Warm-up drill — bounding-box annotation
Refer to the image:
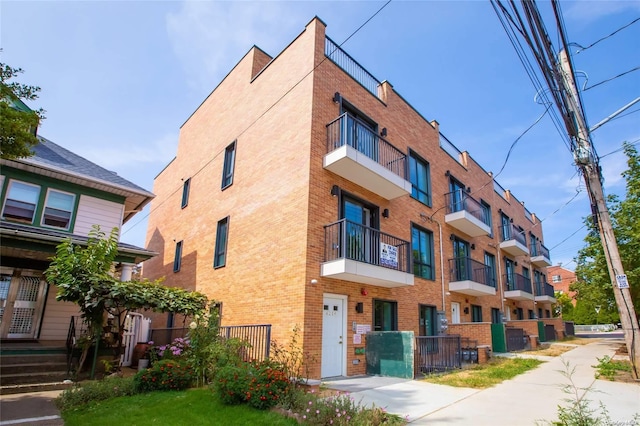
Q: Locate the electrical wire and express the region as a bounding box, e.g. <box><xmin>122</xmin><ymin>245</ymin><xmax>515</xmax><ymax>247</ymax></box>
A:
<box><xmin>599</xmin><ymin>139</ymin><xmax>640</xmax><ymax>159</ymax></box>
<box><xmin>122</xmin><ymin>1</ymin><xmax>392</xmax><ymax>237</ymax></box>
<box><xmin>549</xmin><ymin>224</ymin><xmax>587</xmax><ymax>251</ymax></box>
<box><xmin>584</xmin><ymin>66</ymin><xmax>640</xmax><ymax>91</ymax></box>
<box><xmin>571</xmin><ymin>16</ymin><xmax>640</xmax><ymax>54</ymax></box>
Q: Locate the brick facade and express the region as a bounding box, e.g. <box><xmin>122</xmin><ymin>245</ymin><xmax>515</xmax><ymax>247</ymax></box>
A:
<box><xmin>143</xmin><ymin>17</ymin><xmax>559</xmax><ymax>379</ymax></box>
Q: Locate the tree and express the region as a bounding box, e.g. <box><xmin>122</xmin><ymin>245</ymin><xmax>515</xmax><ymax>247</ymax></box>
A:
<box><xmin>574</xmin><ymin>142</ymin><xmax>640</xmax><ymax>322</ymax></box>
<box><xmin>554</xmin><ymin>291</ymin><xmax>574</xmax><ymax>320</ymax></box>
<box><xmin>1</xmin><ymin>61</ymin><xmax>45</xmax><ymax>159</ymax></box>
<box><xmin>45</xmin><ymin>226</ymin><xmax>209</xmax><ymax>373</ymax></box>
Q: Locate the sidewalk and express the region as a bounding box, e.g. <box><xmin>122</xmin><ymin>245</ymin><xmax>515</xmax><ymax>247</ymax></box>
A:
<box><xmin>0</xmin><ymin>390</ymin><xmax>64</xmax><ymax>426</ymax></box>
<box><xmin>324</xmin><ymin>339</ymin><xmax>640</xmax><ymax>425</ymax></box>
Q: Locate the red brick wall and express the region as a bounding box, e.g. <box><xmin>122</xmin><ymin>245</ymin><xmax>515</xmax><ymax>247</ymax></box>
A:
<box><xmin>447</xmin><ymin>323</ymin><xmax>492</xmax><ymax>347</ymax></box>
<box><xmin>143</xmin><ymin>17</ymin><xmax>551</xmax><ymax>379</ymax></box>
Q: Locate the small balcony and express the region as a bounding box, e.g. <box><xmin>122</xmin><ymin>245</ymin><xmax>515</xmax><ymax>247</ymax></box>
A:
<box><xmin>504</xmin><ymin>273</ymin><xmax>534</xmax><ymax>301</ymax></box>
<box><xmin>535</xmin><ymin>281</ymin><xmax>556</xmax><ymax>303</ymax></box>
<box><xmin>499</xmin><ymin>223</ymin><xmax>529</xmax><ymax>257</ymax></box>
<box><xmin>321</xmin><ymin>219</ymin><xmax>414</xmax><ymax>288</ymax></box>
<box><xmin>444</xmin><ymin>191</ymin><xmax>492</xmax><ymax>237</ymax></box>
<box><xmin>324</xmin><ymin>113</ymin><xmax>412</xmax><ymax>200</ymax></box>
<box><xmin>531</xmin><ymin>242</ymin><xmax>551</xmax><ymax>267</ymax></box>
<box><xmin>448</xmin><ymin>256</ymin><xmax>496</xmax><ymax>296</ymax></box>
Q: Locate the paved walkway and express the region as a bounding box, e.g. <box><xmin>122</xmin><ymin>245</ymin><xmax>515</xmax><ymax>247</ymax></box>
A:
<box><xmin>324</xmin><ymin>339</ymin><xmax>640</xmax><ymax>425</ymax></box>
<box><xmin>0</xmin><ymin>390</ymin><xmax>64</xmax><ymax>426</ymax></box>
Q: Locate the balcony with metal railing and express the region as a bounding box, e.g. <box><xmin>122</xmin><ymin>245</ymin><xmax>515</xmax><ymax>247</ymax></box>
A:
<box><xmin>448</xmin><ymin>256</ymin><xmax>497</xmax><ymax>296</ymax></box>
<box><xmin>504</xmin><ymin>272</ymin><xmax>534</xmax><ymax>301</ymax></box>
<box><xmin>324</xmin><ymin>113</ymin><xmax>411</xmax><ymax>200</ymax></box>
<box><xmin>444</xmin><ymin>190</ymin><xmax>492</xmax><ymax>237</ymax></box>
<box><xmin>535</xmin><ymin>280</ymin><xmax>556</xmax><ymax>303</ymax></box>
<box><xmin>531</xmin><ymin>242</ymin><xmax>552</xmax><ymax>267</ymax></box>
<box><xmin>321</xmin><ymin>219</ymin><xmax>414</xmax><ymax>288</ymax></box>
<box><xmin>499</xmin><ymin>223</ymin><xmax>529</xmax><ymax>257</ymax></box>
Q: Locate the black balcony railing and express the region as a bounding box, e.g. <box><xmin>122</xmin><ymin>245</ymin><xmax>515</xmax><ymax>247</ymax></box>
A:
<box><xmin>505</xmin><ymin>272</ymin><xmax>532</xmax><ymax>293</ymax></box>
<box><xmin>500</xmin><ymin>222</ymin><xmax>527</xmax><ymax>246</ymax></box>
<box><xmin>445</xmin><ymin>190</ymin><xmax>491</xmax><ymax>227</ymax></box>
<box><xmin>533</xmin><ymin>242</ymin><xmax>550</xmax><ymax>259</ymax></box>
<box><xmin>535</xmin><ymin>281</ymin><xmax>555</xmax><ymax>298</ymax></box>
<box><xmin>326</xmin><ymin>113</ymin><xmax>407</xmax><ymax>179</ymax></box>
<box><xmin>325</xmin><ymin>36</ymin><xmax>381</xmax><ymax>98</ymax></box>
<box><xmin>449</xmin><ymin>256</ymin><xmax>496</xmax><ymax>287</ymax></box>
<box><xmin>324</xmin><ymin>219</ymin><xmax>410</xmax><ymax>273</ymax></box>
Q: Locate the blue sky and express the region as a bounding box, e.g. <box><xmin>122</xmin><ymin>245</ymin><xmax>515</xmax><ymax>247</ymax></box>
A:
<box><xmin>2</xmin><ymin>1</ymin><xmax>639</xmax><ymax>269</ymax></box>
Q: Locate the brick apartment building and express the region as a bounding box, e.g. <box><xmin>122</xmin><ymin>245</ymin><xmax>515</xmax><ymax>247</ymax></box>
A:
<box><xmin>143</xmin><ymin>17</ymin><xmax>560</xmax><ymax>379</ymax></box>
<box><xmin>548</xmin><ymin>264</ymin><xmax>577</xmax><ymax>304</ymax></box>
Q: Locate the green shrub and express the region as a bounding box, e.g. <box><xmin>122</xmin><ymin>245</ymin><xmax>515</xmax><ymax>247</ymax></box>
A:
<box><xmin>593</xmin><ymin>355</ymin><xmax>632</xmax><ymax>380</ymax></box>
<box><xmin>133</xmin><ymin>359</ymin><xmax>195</xmax><ymax>392</ymax></box>
<box><xmin>212</xmin><ymin>365</ymin><xmax>250</xmax><ymax>405</ymax></box>
<box><xmin>55</xmin><ymin>375</ymin><xmax>137</xmax><ymax>411</ymax></box>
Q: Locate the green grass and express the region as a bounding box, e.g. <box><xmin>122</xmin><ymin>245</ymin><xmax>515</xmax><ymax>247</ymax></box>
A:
<box><xmin>420</xmin><ymin>357</ymin><xmax>544</xmax><ymax>388</ymax></box>
<box><xmin>61</xmin><ymin>388</ymin><xmax>298</xmax><ymax>426</ymax></box>
<box><xmin>594</xmin><ymin>355</ymin><xmax>633</xmax><ymax>380</ymax></box>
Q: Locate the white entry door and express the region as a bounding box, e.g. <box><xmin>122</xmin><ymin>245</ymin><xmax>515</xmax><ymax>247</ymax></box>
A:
<box><xmin>451</xmin><ymin>302</ymin><xmax>461</xmax><ymax>324</ymax></box>
<box><xmin>321</xmin><ymin>295</ymin><xmax>345</xmax><ymax>378</ymax></box>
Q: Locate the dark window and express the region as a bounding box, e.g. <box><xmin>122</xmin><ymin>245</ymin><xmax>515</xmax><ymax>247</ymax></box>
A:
<box><xmin>491</xmin><ymin>308</ymin><xmax>502</xmax><ymax>324</ymax></box>
<box><xmin>214</xmin><ymin>217</ymin><xmax>229</xmax><ymax>268</ymax></box>
<box><xmin>504</xmin><ymin>258</ymin><xmax>515</xmax><ymax>289</ymax></box>
<box><xmin>2</xmin><ymin>180</ymin><xmax>40</xmax><ymax>224</ymax></box>
<box><xmin>516</xmin><ymin>307</ymin><xmax>524</xmax><ymax>320</ymax></box>
<box><xmin>181</xmin><ymin>178</ymin><xmax>191</xmax><ymax>208</ymax></box>
<box><xmin>529</xmin><ymin>233</ymin><xmax>537</xmax><ymax>256</ymax></box>
<box><xmin>481</xmin><ymin>200</ymin><xmax>493</xmax><ymax>236</ymax></box>
<box><xmin>221</xmin><ymin>141</ymin><xmax>236</xmax><ymax>190</ymax></box>
<box><xmin>173</xmin><ymin>240</ymin><xmax>183</xmax><ymax>272</ymax></box>
<box><xmin>452</xmin><ymin>237</ymin><xmax>470</xmax><ymax>281</ymax></box>
<box><xmin>500</xmin><ymin>213</ymin><xmax>511</xmax><ymax>241</ymax></box>
<box><xmin>412</xmin><ymin>225</ymin><xmax>434</xmax><ymax>280</ymax></box>
<box><xmin>166</xmin><ymin>312</ymin><xmax>175</xmax><ymax>328</ymax></box>
<box><xmin>484</xmin><ymin>252</ymin><xmax>496</xmax><ymax>288</ymax></box>
<box><xmin>42</xmin><ymin>189</ymin><xmax>74</xmax><ymax>229</ymax></box>
<box><xmin>538</xmin><ymin>308</ymin><xmax>543</xmax><ymax>319</ymax></box>
<box><xmin>408</xmin><ymin>151</ymin><xmax>431</xmax><ymax>206</ymax></box>
<box><xmin>341</xmin><ymin>195</ymin><xmax>378</xmax><ymax>263</ymax></box>
<box><xmin>419</xmin><ymin>305</ymin><xmax>437</xmax><ymax>336</ymax></box>
<box><xmin>528</xmin><ymin>310</ymin><xmax>535</xmax><ymax>319</ymax></box>
<box><xmin>471</xmin><ymin>305</ymin><xmax>483</xmax><ymax>322</ymax></box>
<box><xmin>374</xmin><ymin>299</ymin><xmax>397</xmax><ymax>331</ymax></box>
<box><xmin>545</xmin><ymin>309</ymin><xmax>551</xmax><ymax>318</ymax></box>
<box><xmin>448</xmin><ymin>177</ymin><xmax>466</xmax><ymax>213</ymax></box>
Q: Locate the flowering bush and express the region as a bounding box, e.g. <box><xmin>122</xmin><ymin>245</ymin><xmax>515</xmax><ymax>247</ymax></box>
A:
<box><xmin>133</xmin><ymin>359</ymin><xmax>195</xmax><ymax>392</ymax></box>
<box><xmin>151</xmin><ymin>337</ymin><xmax>190</xmax><ymax>362</ymax></box>
<box><xmin>212</xmin><ymin>361</ymin><xmax>291</xmax><ymax>410</ymax></box>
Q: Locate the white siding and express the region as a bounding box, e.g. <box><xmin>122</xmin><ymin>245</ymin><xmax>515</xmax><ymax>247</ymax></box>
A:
<box><xmin>39</xmin><ymin>284</ymin><xmax>82</xmax><ymax>341</ymax></box>
<box><xmin>73</xmin><ymin>195</ymin><xmax>124</xmax><ymax>237</ymax></box>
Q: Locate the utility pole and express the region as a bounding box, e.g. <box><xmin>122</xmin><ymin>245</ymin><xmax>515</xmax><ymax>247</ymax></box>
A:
<box><xmin>559</xmin><ymin>49</ymin><xmax>640</xmax><ymax>378</ymax></box>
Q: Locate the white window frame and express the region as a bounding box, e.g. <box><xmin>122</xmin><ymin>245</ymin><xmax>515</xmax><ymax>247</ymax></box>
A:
<box><xmin>2</xmin><ymin>180</ymin><xmax>41</xmax><ymax>224</ymax></box>
<box><xmin>41</xmin><ymin>188</ymin><xmax>75</xmax><ymax>230</ymax></box>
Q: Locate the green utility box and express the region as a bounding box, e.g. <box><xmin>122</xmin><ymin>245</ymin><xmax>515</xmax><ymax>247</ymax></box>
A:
<box><xmin>365</xmin><ymin>331</ymin><xmax>414</xmax><ymax>379</ymax></box>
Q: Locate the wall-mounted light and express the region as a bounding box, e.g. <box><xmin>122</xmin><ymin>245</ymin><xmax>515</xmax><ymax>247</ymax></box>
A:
<box><xmin>445</xmin><ymin>170</ymin><xmax>451</xmax><ymax>177</ymax></box>
<box><xmin>470</xmin><ymin>244</ymin><xmax>476</xmax><ymax>250</ymax></box>
<box><xmin>449</xmin><ymin>234</ymin><xmax>455</xmax><ymax>241</ymax></box>
<box><xmin>331</xmin><ymin>185</ymin><xmax>340</xmax><ymax>197</ymax></box>
<box><xmin>380</xmin><ymin>127</ymin><xmax>387</xmax><ymax>137</ymax></box>
<box><xmin>310</xmin><ymin>279</ymin><xmax>318</xmax><ymax>285</ymax></box>
<box><xmin>466</xmin><ymin>187</ymin><xmax>471</xmax><ymax>193</ymax></box>
<box><xmin>355</xmin><ymin>302</ymin><xmax>364</xmax><ymax>314</ymax></box>
<box><xmin>513</xmin><ymin>309</ymin><xmax>518</xmax><ymax>314</ymax></box>
<box><xmin>464</xmin><ymin>307</ymin><xmax>470</xmax><ymax>314</ymax></box>
<box><xmin>333</xmin><ymin>92</ymin><xmax>341</xmax><ymax>103</ymax></box>
<box><xmin>382</xmin><ymin>208</ymin><xmax>389</xmax><ymax>218</ymax></box>
<box><xmin>514</xmin><ymin>261</ymin><xmax>518</xmax><ymax>266</ymax></box>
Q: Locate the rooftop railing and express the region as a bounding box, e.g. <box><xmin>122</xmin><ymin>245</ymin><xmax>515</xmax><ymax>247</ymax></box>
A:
<box><xmin>326</xmin><ymin>112</ymin><xmax>407</xmax><ymax>178</ymax></box>
<box><xmin>325</xmin><ymin>36</ymin><xmax>381</xmax><ymax>99</ymax></box>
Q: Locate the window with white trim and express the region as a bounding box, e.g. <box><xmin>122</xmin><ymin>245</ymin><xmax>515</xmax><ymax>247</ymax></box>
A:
<box><xmin>42</xmin><ymin>189</ymin><xmax>75</xmax><ymax>229</ymax></box>
<box><xmin>2</xmin><ymin>180</ymin><xmax>41</xmax><ymax>224</ymax></box>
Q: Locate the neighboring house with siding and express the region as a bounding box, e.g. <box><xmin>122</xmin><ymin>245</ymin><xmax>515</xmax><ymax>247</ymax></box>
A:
<box><xmin>143</xmin><ymin>17</ymin><xmax>558</xmax><ymax>379</ymax></box>
<box><xmin>0</xmin><ymin>136</ymin><xmax>156</xmax><ymax>343</ymax></box>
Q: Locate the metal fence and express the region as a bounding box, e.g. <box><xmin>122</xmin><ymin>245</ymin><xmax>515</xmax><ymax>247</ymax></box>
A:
<box><xmin>505</xmin><ymin>327</ymin><xmax>526</xmax><ymax>351</ymax></box>
<box><xmin>324</xmin><ymin>36</ymin><xmax>381</xmax><ymax>98</ymax></box>
<box><xmin>150</xmin><ymin>324</ymin><xmax>272</xmax><ymax>363</ymax></box>
<box><xmin>415</xmin><ymin>335</ymin><xmax>478</xmax><ymax>375</ymax></box>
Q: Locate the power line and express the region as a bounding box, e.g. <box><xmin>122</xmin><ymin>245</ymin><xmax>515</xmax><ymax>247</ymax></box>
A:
<box><xmin>549</xmin><ymin>224</ymin><xmax>587</xmax><ymax>251</ymax></box>
<box><xmin>571</xmin><ymin>16</ymin><xmax>640</xmax><ymax>54</ymax></box>
<box><xmin>599</xmin><ymin>138</ymin><xmax>640</xmax><ymax>159</ymax></box>
<box><xmin>122</xmin><ymin>2</ymin><xmax>392</xmax><ymax>237</ymax></box>
<box><xmin>584</xmin><ymin>66</ymin><xmax>640</xmax><ymax>91</ymax></box>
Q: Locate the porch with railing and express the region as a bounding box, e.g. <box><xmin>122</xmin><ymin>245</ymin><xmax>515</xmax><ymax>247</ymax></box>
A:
<box><xmin>448</xmin><ymin>256</ymin><xmax>496</xmax><ymax>296</ymax></box>
<box><xmin>500</xmin><ymin>223</ymin><xmax>529</xmax><ymax>256</ymax></box>
<box><xmin>535</xmin><ymin>280</ymin><xmax>556</xmax><ymax>303</ymax></box>
<box><xmin>531</xmin><ymin>241</ymin><xmax>552</xmax><ymax>267</ymax></box>
<box><xmin>504</xmin><ymin>272</ymin><xmax>534</xmax><ymax>301</ymax></box>
<box><xmin>321</xmin><ymin>219</ymin><xmax>413</xmax><ymax>287</ymax></box>
<box><xmin>444</xmin><ymin>190</ymin><xmax>492</xmax><ymax>237</ymax></box>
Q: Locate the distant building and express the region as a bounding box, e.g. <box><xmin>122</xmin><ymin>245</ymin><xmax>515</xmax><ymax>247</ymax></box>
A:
<box><xmin>548</xmin><ymin>264</ymin><xmax>577</xmax><ymax>305</ymax></box>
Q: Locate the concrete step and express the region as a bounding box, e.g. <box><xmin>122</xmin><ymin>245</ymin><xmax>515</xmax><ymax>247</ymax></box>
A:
<box><xmin>1</xmin><ymin>361</ymin><xmax>68</xmax><ymax>376</ymax></box>
<box><xmin>0</xmin><ymin>380</ymin><xmax>75</xmax><ymax>395</ymax></box>
<box><xmin>1</xmin><ymin>371</ymin><xmax>72</xmax><ymax>386</ymax></box>
<box><xmin>1</xmin><ymin>353</ymin><xmax>67</xmax><ymax>365</ymax></box>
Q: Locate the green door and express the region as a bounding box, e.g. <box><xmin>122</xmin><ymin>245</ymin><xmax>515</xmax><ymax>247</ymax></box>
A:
<box><xmin>491</xmin><ymin>323</ymin><xmax>507</xmax><ymax>353</ymax></box>
<box><xmin>538</xmin><ymin>321</ymin><xmax>547</xmax><ymax>342</ymax></box>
